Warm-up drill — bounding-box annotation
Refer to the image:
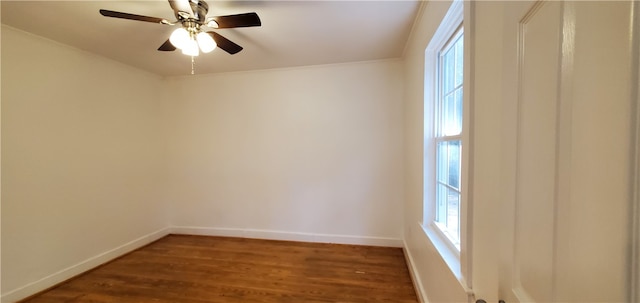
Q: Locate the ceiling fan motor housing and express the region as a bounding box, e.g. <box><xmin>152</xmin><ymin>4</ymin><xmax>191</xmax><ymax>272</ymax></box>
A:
<box><xmin>178</xmin><ymin>0</ymin><xmax>209</xmax><ymax>24</ymax></box>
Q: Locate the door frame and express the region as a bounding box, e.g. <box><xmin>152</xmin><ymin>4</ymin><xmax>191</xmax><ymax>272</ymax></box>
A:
<box><xmin>630</xmin><ymin>2</ymin><xmax>640</xmax><ymax>302</ymax></box>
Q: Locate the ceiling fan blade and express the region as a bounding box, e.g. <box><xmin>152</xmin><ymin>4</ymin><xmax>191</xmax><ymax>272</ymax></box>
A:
<box><xmin>208</xmin><ymin>32</ymin><xmax>243</xmax><ymax>54</ymax></box>
<box><xmin>99</xmin><ymin>9</ymin><xmax>168</xmax><ymax>24</ymax></box>
<box><xmin>158</xmin><ymin>39</ymin><xmax>177</xmax><ymax>51</ymax></box>
<box><xmin>211</xmin><ymin>12</ymin><xmax>261</xmax><ymax>29</ymax></box>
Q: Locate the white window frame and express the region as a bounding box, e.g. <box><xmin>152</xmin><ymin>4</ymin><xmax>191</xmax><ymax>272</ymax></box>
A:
<box><xmin>434</xmin><ymin>26</ymin><xmax>464</xmax><ymax>248</ymax></box>
<box><xmin>422</xmin><ymin>0</ymin><xmax>470</xmax><ymax>289</ymax></box>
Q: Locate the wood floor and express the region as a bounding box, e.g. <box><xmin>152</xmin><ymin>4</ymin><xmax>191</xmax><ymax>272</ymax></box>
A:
<box><xmin>21</xmin><ymin>235</ymin><xmax>419</xmax><ymax>303</ymax></box>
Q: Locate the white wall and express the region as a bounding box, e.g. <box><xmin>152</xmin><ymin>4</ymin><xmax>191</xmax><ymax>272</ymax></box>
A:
<box><xmin>1</xmin><ymin>25</ymin><xmax>406</xmax><ymax>301</ymax></box>
<box><xmin>163</xmin><ymin>60</ymin><xmax>405</xmax><ymax>245</ymax></box>
<box><xmin>1</xmin><ymin>26</ymin><xmax>169</xmax><ymax>302</ymax></box>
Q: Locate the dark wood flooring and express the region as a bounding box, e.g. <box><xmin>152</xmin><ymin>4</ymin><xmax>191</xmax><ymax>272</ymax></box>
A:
<box><xmin>20</xmin><ymin>235</ymin><xmax>419</xmax><ymax>303</ymax></box>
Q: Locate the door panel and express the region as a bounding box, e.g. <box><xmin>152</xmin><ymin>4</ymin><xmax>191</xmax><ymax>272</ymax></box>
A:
<box><xmin>554</xmin><ymin>2</ymin><xmax>634</xmax><ymax>301</ymax></box>
<box><xmin>499</xmin><ymin>1</ymin><xmax>635</xmax><ymax>302</ymax></box>
<box><xmin>513</xmin><ymin>2</ymin><xmax>562</xmax><ymax>302</ymax></box>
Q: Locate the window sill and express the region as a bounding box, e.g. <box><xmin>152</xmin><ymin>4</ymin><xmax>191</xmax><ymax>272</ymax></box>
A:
<box><xmin>420</xmin><ymin>222</ymin><xmax>469</xmax><ymax>292</ymax></box>
<box><xmin>433</xmin><ymin>222</ymin><xmax>461</xmax><ymax>250</ymax></box>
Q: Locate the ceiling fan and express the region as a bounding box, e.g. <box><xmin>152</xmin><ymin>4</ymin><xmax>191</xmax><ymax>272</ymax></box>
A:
<box><xmin>99</xmin><ymin>0</ymin><xmax>261</xmax><ymax>56</ymax></box>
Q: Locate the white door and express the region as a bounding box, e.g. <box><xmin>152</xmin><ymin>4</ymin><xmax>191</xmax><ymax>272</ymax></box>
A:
<box><xmin>498</xmin><ymin>1</ymin><xmax>637</xmax><ymax>302</ymax></box>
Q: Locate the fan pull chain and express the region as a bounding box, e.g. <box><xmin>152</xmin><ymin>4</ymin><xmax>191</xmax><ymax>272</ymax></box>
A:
<box><xmin>191</xmin><ymin>56</ymin><xmax>195</xmax><ymax>75</ymax></box>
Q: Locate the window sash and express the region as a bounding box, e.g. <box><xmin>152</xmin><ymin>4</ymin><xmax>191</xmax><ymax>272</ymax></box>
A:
<box><xmin>435</xmin><ymin>137</ymin><xmax>462</xmax><ymax>245</ymax></box>
<box><xmin>434</xmin><ymin>27</ymin><xmax>463</xmax><ymax>248</ymax></box>
<box><xmin>436</xmin><ymin>26</ymin><xmax>464</xmax><ymax>139</ymax></box>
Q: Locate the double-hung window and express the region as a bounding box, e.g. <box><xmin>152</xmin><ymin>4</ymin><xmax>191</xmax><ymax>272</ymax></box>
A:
<box><xmin>423</xmin><ymin>0</ymin><xmax>465</xmax><ymax>260</ymax></box>
<box><xmin>435</xmin><ymin>28</ymin><xmax>463</xmax><ymax>248</ymax></box>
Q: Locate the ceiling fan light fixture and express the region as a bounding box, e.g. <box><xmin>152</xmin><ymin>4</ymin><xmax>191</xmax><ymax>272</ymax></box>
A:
<box><xmin>182</xmin><ymin>39</ymin><xmax>200</xmax><ymax>56</ymax></box>
<box><xmin>170</xmin><ymin>28</ymin><xmax>190</xmax><ymax>49</ymax></box>
<box><xmin>196</xmin><ymin>32</ymin><xmax>217</xmax><ymax>53</ymax></box>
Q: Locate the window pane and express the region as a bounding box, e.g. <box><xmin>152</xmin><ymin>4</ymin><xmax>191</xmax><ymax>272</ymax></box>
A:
<box><xmin>455</xmin><ymin>88</ymin><xmax>462</xmax><ymax>134</ymax></box>
<box><xmin>447</xmin><ymin>140</ymin><xmax>461</xmax><ymax>189</ymax></box>
<box><xmin>454</xmin><ymin>35</ymin><xmax>464</xmax><ymax>87</ymax></box>
<box><xmin>437</xmin><ymin>141</ymin><xmax>449</xmax><ymax>184</ymax></box>
<box><xmin>446</xmin><ymin>187</ymin><xmax>460</xmax><ymax>241</ymax></box>
<box><xmin>437</xmin><ymin>140</ymin><xmax>461</xmax><ymax>189</ymax></box>
<box><xmin>442</xmin><ymin>91</ymin><xmax>462</xmax><ymax>136</ymax></box>
<box><xmin>442</xmin><ymin>48</ymin><xmax>454</xmax><ymax>93</ymax></box>
<box><xmin>441</xmin><ymin>93</ymin><xmax>450</xmax><ymax>135</ymax></box>
<box><xmin>436</xmin><ymin>183</ymin><xmax>448</xmax><ymax>224</ymax></box>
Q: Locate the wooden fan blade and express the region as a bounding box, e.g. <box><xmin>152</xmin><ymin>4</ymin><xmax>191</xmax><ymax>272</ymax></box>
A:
<box><xmin>158</xmin><ymin>39</ymin><xmax>176</xmax><ymax>51</ymax></box>
<box><xmin>99</xmin><ymin>9</ymin><xmax>168</xmax><ymax>24</ymax></box>
<box><xmin>208</xmin><ymin>32</ymin><xmax>243</xmax><ymax>54</ymax></box>
<box><xmin>211</xmin><ymin>12</ymin><xmax>261</xmax><ymax>29</ymax></box>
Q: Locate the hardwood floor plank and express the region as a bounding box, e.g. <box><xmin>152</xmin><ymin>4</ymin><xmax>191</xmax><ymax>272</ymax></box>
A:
<box><xmin>20</xmin><ymin>235</ymin><xmax>418</xmax><ymax>303</ymax></box>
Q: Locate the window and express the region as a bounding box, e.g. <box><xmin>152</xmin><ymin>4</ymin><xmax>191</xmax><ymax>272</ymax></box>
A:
<box><xmin>422</xmin><ymin>0</ymin><xmax>465</xmax><ymax>259</ymax></box>
<box><xmin>421</xmin><ymin>0</ymin><xmax>467</xmax><ymax>286</ymax></box>
<box><xmin>435</xmin><ymin>28</ymin><xmax>463</xmax><ymax>248</ymax></box>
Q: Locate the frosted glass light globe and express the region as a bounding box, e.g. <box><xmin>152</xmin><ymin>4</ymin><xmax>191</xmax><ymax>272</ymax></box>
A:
<box><xmin>181</xmin><ymin>38</ymin><xmax>199</xmax><ymax>56</ymax></box>
<box><xmin>196</xmin><ymin>32</ymin><xmax>217</xmax><ymax>53</ymax></box>
<box><xmin>169</xmin><ymin>28</ymin><xmax>190</xmax><ymax>49</ymax></box>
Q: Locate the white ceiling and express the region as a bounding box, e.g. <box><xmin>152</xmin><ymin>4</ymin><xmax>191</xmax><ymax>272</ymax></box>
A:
<box><xmin>1</xmin><ymin>0</ymin><xmax>421</xmax><ymax>76</ymax></box>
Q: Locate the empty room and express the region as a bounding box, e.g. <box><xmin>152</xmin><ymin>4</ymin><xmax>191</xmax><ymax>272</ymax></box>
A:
<box><xmin>1</xmin><ymin>1</ymin><xmax>639</xmax><ymax>302</ymax></box>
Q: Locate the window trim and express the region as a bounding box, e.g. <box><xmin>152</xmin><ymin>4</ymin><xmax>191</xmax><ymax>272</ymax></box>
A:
<box><xmin>422</xmin><ymin>0</ymin><xmax>470</xmax><ymax>289</ymax></box>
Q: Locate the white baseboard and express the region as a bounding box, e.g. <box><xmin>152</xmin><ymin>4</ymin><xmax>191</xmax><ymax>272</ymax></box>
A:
<box><xmin>170</xmin><ymin>226</ymin><xmax>403</xmax><ymax>247</ymax></box>
<box><xmin>1</xmin><ymin>227</ymin><xmax>171</xmax><ymax>303</ymax></box>
<box><xmin>403</xmin><ymin>239</ymin><xmax>430</xmax><ymax>303</ymax></box>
